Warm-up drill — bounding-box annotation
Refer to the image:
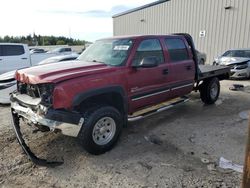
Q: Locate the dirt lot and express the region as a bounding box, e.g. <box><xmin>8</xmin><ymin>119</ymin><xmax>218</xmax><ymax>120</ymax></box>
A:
<box><xmin>0</xmin><ymin>80</ymin><xmax>249</xmax><ymax>188</ymax></box>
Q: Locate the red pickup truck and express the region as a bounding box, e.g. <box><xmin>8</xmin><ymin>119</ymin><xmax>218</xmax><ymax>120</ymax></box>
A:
<box><xmin>11</xmin><ymin>34</ymin><xmax>230</xmax><ymax>166</ymax></box>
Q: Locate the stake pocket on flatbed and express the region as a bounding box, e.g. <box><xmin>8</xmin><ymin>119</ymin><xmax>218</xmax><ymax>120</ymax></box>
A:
<box><xmin>10</xmin><ymin>34</ymin><xmax>230</xmax><ymax>166</ymax></box>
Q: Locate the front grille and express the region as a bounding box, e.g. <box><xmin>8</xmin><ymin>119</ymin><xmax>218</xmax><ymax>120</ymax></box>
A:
<box><xmin>17</xmin><ymin>81</ymin><xmax>40</xmax><ymax>98</ymax></box>
<box><xmin>17</xmin><ymin>82</ymin><xmax>54</xmax><ymax>106</ymax></box>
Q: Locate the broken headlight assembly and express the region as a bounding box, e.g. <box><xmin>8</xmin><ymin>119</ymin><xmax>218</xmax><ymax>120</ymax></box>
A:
<box><xmin>234</xmin><ymin>62</ymin><xmax>249</xmax><ymax>70</ymax></box>
<box><xmin>38</xmin><ymin>84</ymin><xmax>54</xmax><ymax>106</ymax></box>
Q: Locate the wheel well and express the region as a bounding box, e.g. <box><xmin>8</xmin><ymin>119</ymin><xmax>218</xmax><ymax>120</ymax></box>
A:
<box><xmin>76</xmin><ymin>92</ymin><xmax>125</xmax><ymax>114</ymax></box>
<box><xmin>217</xmin><ymin>73</ymin><xmax>230</xmax><ymax>80</ymax></box>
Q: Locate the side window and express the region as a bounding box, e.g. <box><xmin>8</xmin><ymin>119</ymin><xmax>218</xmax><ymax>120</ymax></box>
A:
<box><xmin>165</xmin><ymin>38</ymin><xmax>190</xmax><ymax>62</ymax></box>
<box><xmin>0</xmin><ymin>46</ymin><xmax>2</xmax><ymax>56</ymax></box>
<box><xmin>132</xmin><ymin>39</ymin><xmax>164</xmax><ymax>66</ymax></box>
<box><xmin>59</xmin><ymin>48</ymin><xmax>64</xmax><ymax>52</ymax></box>
<box><xmin>65</xmin><ymin>48</ymin><xmax>72</xmax><ymax>52</ymax></box>
<box><xmin>2</xmin><ymin>45</ymin><xmax>25</xmax><ymax>56</ymax></box>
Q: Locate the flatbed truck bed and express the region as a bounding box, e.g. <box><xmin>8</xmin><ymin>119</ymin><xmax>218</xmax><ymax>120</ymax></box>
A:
<box><xmin>197</xmin><ymin>65</ymin><xmax>230</xmax><ymax>81</ymax></box>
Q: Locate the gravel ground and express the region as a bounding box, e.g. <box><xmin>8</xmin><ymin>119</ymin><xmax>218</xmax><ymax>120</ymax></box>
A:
<box><xmin>0</xmin><ymin>79</ymin><xmax>249</xmax><ymax>188</ymax></box>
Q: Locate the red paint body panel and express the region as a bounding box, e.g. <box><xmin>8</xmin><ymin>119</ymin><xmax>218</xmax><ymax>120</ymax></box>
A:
<box><xmin>15</xmin><ymin>35</ymin><xmax>196</xmax><ymax>114</ymax></box>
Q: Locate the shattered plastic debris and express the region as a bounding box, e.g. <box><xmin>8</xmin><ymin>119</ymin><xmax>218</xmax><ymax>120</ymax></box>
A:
<box><xmin>219</xmin><ymin>157</ymin><xmax>243</xmax><ymax>173</ymax></box>
<box><xmin>229</xmin><ymin>84</ymin><xmax>244</xmax><ymax>91</ymax></box>
<box><xmin>215</xmin><ymin>99</ymin><xmax>223</xmax><ymax>106</ymax></box>
<box><xmin>207</xmin><ymin>163</ymin><xmax>217</xmax><ymax>171</ymax></box>
<box><xmin>144</xmin><ymin>135</ymin><xmax>163</xmax><ymax>145</ymax></box>
<box><xmin>239</xmin><ymin>110</ymin><xmax>250</xmax><ymax>120</ymax></box>
<box><xmin>188</xmin><ymin>134</ymin><xmax>196</xmax><ymax>143</ymax></box>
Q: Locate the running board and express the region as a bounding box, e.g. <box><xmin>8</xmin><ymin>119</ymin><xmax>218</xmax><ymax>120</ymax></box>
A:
<box><xmin>128</xmin><ymin>96</ymin><xmax>189</xmax><ymax>122</ymax></box>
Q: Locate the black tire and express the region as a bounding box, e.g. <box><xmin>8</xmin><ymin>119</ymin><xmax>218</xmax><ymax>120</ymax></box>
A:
<box><xmin>78</xmin><ymin>106</ymin><xmax>122</xmax><ymax>155</ymax></box>
<box><xmin>199</xmin><ymin>77</ymin><xmax>220</xmax><ymax>104</ymax></box>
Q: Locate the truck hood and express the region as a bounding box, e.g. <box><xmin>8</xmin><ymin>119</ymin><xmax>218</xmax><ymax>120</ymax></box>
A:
<box><xmin>15</xmin><ymin>61</ymin><xmax>112</xmax><ymax>84</ymax></box>
<box><xmin>218</xmin><ymin>57</ymin><xmax>250</xmax><ymax>66</ymax></box>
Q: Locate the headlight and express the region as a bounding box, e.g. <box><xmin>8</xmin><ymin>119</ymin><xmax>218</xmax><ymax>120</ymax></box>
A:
<box><xmin>38</xmin><ymin>84</ymin><xmax>54</xmax><ymax>106</ymax></box>
<box><xmin>234</xmin><ymin>63</ymin><xmax>248</xmax><ymax>70</ymax></box>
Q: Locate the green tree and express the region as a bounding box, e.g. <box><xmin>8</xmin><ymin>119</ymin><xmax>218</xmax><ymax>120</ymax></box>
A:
<box><xmin>0</xmin><ymin>34</ymin><xmax>88</xmax><ymax>46</ymax></box>
<box><xmin>56</xmin><ymin>40</ymin><xmax>65</xmax><ymax>45</ymax></box>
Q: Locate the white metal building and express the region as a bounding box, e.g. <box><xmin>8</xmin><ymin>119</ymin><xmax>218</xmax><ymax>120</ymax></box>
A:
<box><xmin>113</xmin><ymin>0</ymin><xmax>250</xmax><ymax>63</ymax></box>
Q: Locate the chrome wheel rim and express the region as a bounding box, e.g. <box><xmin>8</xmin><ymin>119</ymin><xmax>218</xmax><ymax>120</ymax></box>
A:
<box><xmin>92</xmin><ymin>117</ymin><xmax>116</xmax><ymax>145</ymax></box>
<box><xmin>210</xmin><ymin>82</ymin><xmax>218</xmax><ymax>99</ymax></box>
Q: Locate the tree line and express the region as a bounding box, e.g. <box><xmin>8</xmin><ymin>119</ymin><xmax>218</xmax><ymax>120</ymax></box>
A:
<box><xmin>0</xmin><ymin>34</ymin><xmax>87</xmax><ymax>46</ymax></box>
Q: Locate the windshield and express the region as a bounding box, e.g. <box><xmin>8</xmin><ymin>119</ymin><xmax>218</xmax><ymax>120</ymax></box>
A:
<box><xmin>78</xmin><ymin>39</ymin><xmax>133</xmax><ymax>66</ymax></box>
<box><xmin>51</xmin><ymin>48</ymin><xmax>61</xmax><ymax>53</ymax></box>
<box><xmin>222</xmin><ymin>50</ymin><xmax>250</xmax><ymax>58</ymax></box>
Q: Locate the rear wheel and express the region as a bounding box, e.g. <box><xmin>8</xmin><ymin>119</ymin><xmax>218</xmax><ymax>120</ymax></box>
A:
<box><xmin>78</xmin><ymin>106</ymin><xmax>122</xmax><ymax>155</ymax></box>
<box><xmin>199</xmin><ymin>77</ymin><xmax>220</xmax><ymax>104</ymax></box>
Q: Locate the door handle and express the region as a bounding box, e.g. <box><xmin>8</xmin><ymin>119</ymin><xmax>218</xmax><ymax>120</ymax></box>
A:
<box><xmin>162</xmin><ymin>69</ymin><xmax>169</xmax><ymax>75</ymax></box>
<box><xmin>21</xmin><ymin>57</ymin><xmax>28</xmax><ymax>60</ymax></box>
<box><xmin>185</xmin><ymin>65</ymin><xmax>192</xmax><ymax>70</ymax></box>
<box><xmin>0</xmin><ymin>59</ymin><xmax>2</xmax><ymax>61</ymax></box>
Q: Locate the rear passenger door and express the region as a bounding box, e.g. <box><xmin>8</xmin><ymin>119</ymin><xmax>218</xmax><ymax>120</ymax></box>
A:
<box><xmin>0</xmin><ymin>45</ymin><xmax>30</xmax><ymax>74</ymax></box>
<box><xmin>164</xmin><ymin>38</ymin><xmax>195</xmax><ymax>96</ymax></box>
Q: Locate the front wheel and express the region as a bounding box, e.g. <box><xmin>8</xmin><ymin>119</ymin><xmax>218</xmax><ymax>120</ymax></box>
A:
<box><xmin>78</xmin><ymin>106</ymin><xmax>122</xmax><ymax>155</ymax></box>
<box><xmin>199</xmin><ymin>77</ymin><xmax>220</xmax><ymax>104</ymax></box>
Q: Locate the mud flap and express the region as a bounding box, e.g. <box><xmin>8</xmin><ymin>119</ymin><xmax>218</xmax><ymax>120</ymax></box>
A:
<box><xmin>11</xmin><ymin>109</ymin><xmax>64</xmax><ymax>167</ymax></box>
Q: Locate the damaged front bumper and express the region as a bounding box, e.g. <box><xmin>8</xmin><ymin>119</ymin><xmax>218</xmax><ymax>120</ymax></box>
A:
<box><xmin>10</xmin><ymin>92</ymin><xmax>84</xmax><ymax>166</ymax></box>
<box><xmin>11</xmin><ymin>110</ymin><xmax>64</xmax><ymax>167</ymax></box>
<box><xmin>230</xmin><ymin>68</ymin><xmax>250</xmax><ymax>78</ymax></box>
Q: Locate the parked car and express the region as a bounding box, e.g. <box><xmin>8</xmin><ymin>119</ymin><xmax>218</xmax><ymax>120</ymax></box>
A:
<box><xmin>10</xmin><ymin>34</ymin><xmax>230</xmax><ymax>166</ymax></box>
<box><xmin>0</xmin><ymin>43</ymin><xmax>64</xmax><ymax>74</ymax></box>
<box><xmin>196</xmin><ymin>50</ymin><xmax>207</xmax><ymax>65</ymax></box>
<box><xmin>38</xmin><ymin>54</ymin><xmax>79</xmax><ymax>65</ymax></box>
<box><xmin>0</xmin><ymin>70</ymin><xmax>16</xmax><ymax>104</ymax></box>
<box><xmin>47</xmin><ymin>47</ymin><xmax>73</xmax><ymax>55</ymax></box>
<box><xmin>30</xmin><ymin>48</ymin><xmax>47</xmax><ymax>54</ymax></box>
<box><xmin>213</xmin><ymin>49</ymin><xmax>250</xmax><ymax>78</ymax></box>
<box><xmin>0</xmin><ymin>54</ymin><xmax>79</xmax><ymax>104</ymax></box>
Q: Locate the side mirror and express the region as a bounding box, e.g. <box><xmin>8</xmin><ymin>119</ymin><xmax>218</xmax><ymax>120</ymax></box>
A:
<box><xmin>134</xmin><ymin>56</ymin><xmax>159</xmax><ymax>68</ymax></box>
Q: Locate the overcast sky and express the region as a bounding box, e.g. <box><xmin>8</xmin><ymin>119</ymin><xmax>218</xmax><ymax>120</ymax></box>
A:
<box><xmin>0</xmin><ymin>0</ymin><xmax>155</xmax><ymax>42</ymax></box>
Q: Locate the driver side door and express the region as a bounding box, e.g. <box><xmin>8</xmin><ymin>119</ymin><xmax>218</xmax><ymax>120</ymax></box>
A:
<box><xmin>127</xmin><ymin>38</ymin><xmax>170</xmax><ymax>112</ymax></box>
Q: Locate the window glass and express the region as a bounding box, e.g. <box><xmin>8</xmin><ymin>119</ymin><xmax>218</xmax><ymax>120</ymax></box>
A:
<box><xmin>78</xmin><ymin>39</ymin><xmax>133</xmax><ymax>66</ymax></box>
<box><xmin>1</xmin><ymin>45</ymin><xmax>25</xmax><ymax>56</ymax></box>
<box><xmin>65</xmin><ymin>48</ymin><xmax>72</xmax><ymax>52</ymax></box>
<box><xmin>0</xmin><ymin>46</ymin><xmax>2</xmax><ymax>56</ymax></box>
<box><xmin>222</xmin><ymin>50</ymin><xmax>250</xmax><ymax>58</ymax></box>
<box><xmin>59</xmin><ymin>57</ymin><xmax>77</xmax><ymax>62</ymax></box>
<box><xmin>165</xmin><ymin>38</ymin><xmax>189</xmax><ymax>62</ymax></box>
<box><xmin>132</xmin><ymin>39</ymin><xmax>164</xmax><ymax>66</ymax></box>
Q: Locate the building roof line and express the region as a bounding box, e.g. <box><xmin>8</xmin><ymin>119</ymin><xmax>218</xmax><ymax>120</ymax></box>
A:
<box><xmin>112</xmin><ymin>0</ymin><xmax>170</xmax><ymax>18</ymax></box>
